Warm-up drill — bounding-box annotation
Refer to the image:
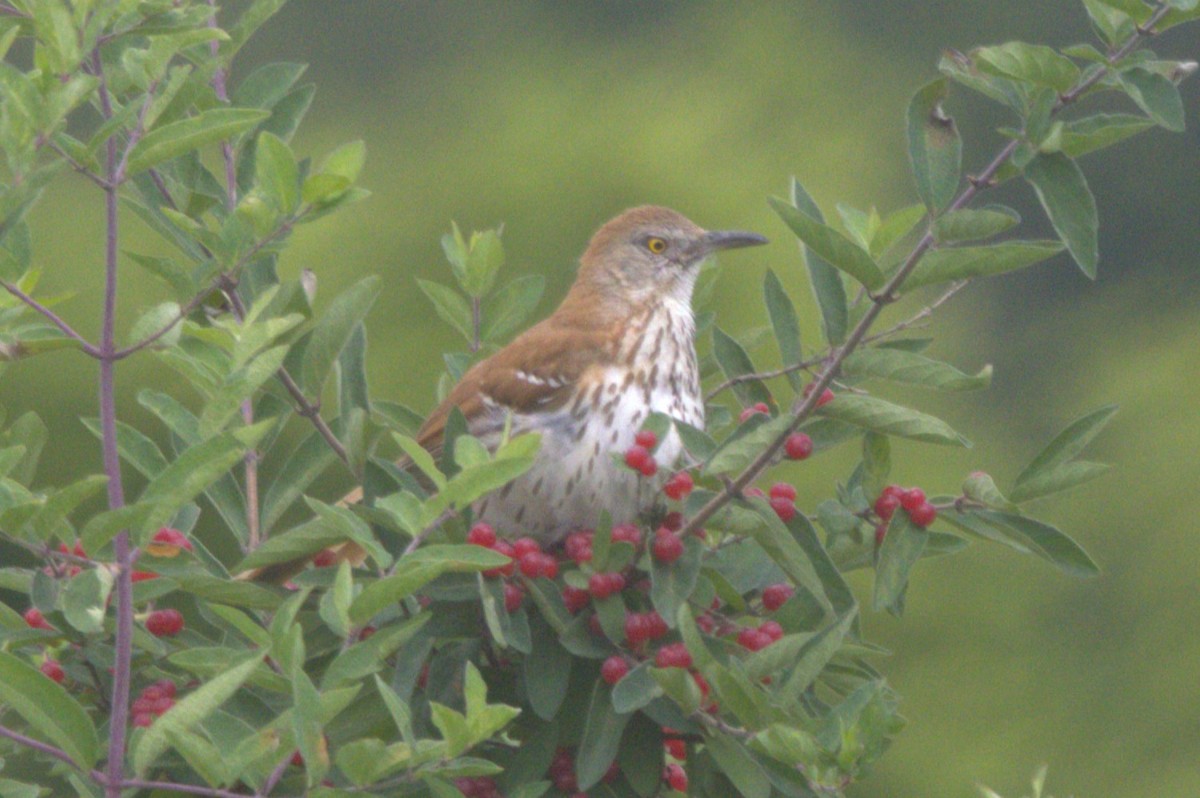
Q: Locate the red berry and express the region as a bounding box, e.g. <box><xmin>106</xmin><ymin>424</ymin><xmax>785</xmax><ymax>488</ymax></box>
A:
<box><xmin>565</xmin><ymin>531</ymin><xmax>595</xmax><ymax>564</ymax></box>
<box><xmin>664</xmin><ymin>738</ymin><xmax>687</xmax><ymax>760</ymax></box>
<box><xmin>149</xmin><ymin>695</ymin><xmax>174</xmax><ymax>715</ymax></box>
<box><xmin>153</xmin><ymin>679</ymin><xmax>177</xmax><ymax>698</ymax></box>
<box><xmin>311</xmin><ymin>548</ymin><xmax>337</xmax><ymax>568</ymax></box>
<box><xmin>908</xmin><ymin>501</ymin><xmax>937</xmax><ymax>528</ymax></box>
<box><xmin>737</xmin><ymin>627</ymin><xmax>772</xmax><ymax>652</ymax></box>
<box><xmin>483</xmin><ymin>539</ymin><xmax>516</xmax><ymax>578</ymax></box>
<box><xmin>131</xmin><ymin>570</ymin><xmax>158</xmax><ymax>582</ymax></box>
<box><xmin>145</xmin><ymin>608</ymin><xmax>184</xmax><ymax>637</ymax></box>
<box><xmin>611</xmin><ymin>523</ymin><xmax>642</xmax><ymax>547</ymax></box>
<box><xmin>518</xmin><ymin>552</ymin><xmax>544</xmax><ymax>579</ymax></box>
<box><xmin>639</xmin><ymin>458</ymin><xmax>658</xmax><ymax>477</ymax></box>
<box><xmin>652</xmin><ymin>531</ymin><xmax>684</xmax><ymax>563</ymax></box>
<box><xmin>760</xmin><ymin>620</ymin><xmax>784</xmax><ymax>641</ymax></box>
<box><xmin>549</xmin><ymin>748</ymin><xmax>577</xmax><ymax>792</ymax></box>
<box><xmin>624</xmin><ymin>444</ymin><xmax>653</xmax><ymax>473</ymax></box>
<box><xmin>762</xmin><ymin>583</ymin><xmax>795</xmax><ymax>611</ymax></box>
<box><xmin>696</xmin><ymin>613</ymin><xmax>716</xmax><ymax>634</ymax></box>
<box><xmin>512</xmin><ymin>537</ymin><xmax>541</xmax><ymax>557</ymax></box>
<box><xmin>601</xmin><ymin>656</ymin><xmax>629</xmax><ymax>685</ymax></box>
<box><xmin>899</xmin><ymin>487</ymin><xmax>926</xmax><ymax>511</ymax></box>
<box><xmin>874</xmin><ymin>492</ymin><xmax>901</xmax><ymax>521</ymax></box>
<box><xmin>784</xmin><ymin>432</ymin><xmax>814</xmax><ymax>460</ymax></box>
<box><xmin>738</xmin><ymin>402</ymin><xmax>770</xmax><ymax>423</ymax></box>
<box><xmin>588</xmin><ymin>572</ymin><xmax>625</xmax><ymax>600</ymax></box>
<box><xmin>537</xmin><ymin>553</ymin><xmax>559</xmax><ymax>579</ymax></box>
<box><xmin>133</xmin><ymin>713</ymin><xmax>154</xmax><ymax>728</ymax></box>
<box><xmin>663</xmin><ymin>471</ymin><xmax>694</xmax><ymax>501</ymax></box>
<box><xmin>503</xmin><ymin>582</ymin><xmax>524</xmax><ymax>613</ymax></box>
<box><xmin>635</xmin><ymin>429</ymin><xmax>658</xmax><ymax>449</ymax></box>
<box><xmin>664</xmin><ymin>763</ymin><xmax>689</xmax><ymax>792</ymax></box>
<box><xmin>625</xmin><ymin>613</ymin><xmax>649</xmax><ymax>645</ymax></box>
<box><xmin>149</xmin><ymin>527</ymin><xmax>193</xmax><ymax>554</ymax></box>
<box><xmin>23</xmin><ymin>607</ymin><xmax>51</xmax><ymax>630</ymax></box>
<box><xmin>132</xmin><ymin>696</ymin><xmax>154</xmax><ymax>715</ymax></box>
<box><xmin>40</xmin><ymin>660</ymin><xmax>65</xmax><ymax>683</ymax></box>
<box><xmin>562</xmin><ymin>586</ymin><xmax>590</xmax><ymax>614</ymax></box>
<box><xmin>645</xmin><ymin>611</ymin><xmax>669</xmax><ymax>639</ymax></box>
<box><xmin>466</xmin><ymin>523</ymin><xmax>497</xmax><ymax>547</ymax></box>
<box><xmin>768</xmin><ymin>482</ymin><xmax>797</xmax><ymax>502</ymax></box>
<box><xmin>654</xmin><ymin>642</ymin><xmax>692</xmax><ymax>669</ymax></box>
<box><xmin>769</xmin><ymin>496</ymin><xmax>796</xmax><ymax>522</ymax></box>
<box><xmin>662</xmin><ymin>511</ymin><xmax>685</xmax><ymax>531</ymax></box>
<box><xmin>804</xmin><ymin>383</ymin><xmax>835</xmax><ymax>407</ymax></box>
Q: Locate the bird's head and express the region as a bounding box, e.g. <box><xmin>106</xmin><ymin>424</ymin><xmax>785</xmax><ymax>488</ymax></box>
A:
<box><xmin>575</xmin><ymin>206</ymin><xmax>768</xmax><ymax>306</ymax></box>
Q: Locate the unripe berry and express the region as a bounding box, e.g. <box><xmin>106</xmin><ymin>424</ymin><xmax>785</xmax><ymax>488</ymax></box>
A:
<box><xmin>664</xmin><ymin>763</ymin><xmax>689</xmax><ymax>792</ymax></box>
<box><xmin>908</xmin><ymin>501</ymin><xmax>938</xmax><ymax>528</ymax></box>
<box><xmin>40</xmin><ymin>660</ymin><xmax>65</xmax><ymax>683</ymax></box>
<box><xmin>145</xmin><ymin>608</ymin><xmax>184</xmax><ymax>637</ymax></box>
<box><xmin>899</xmin><ymin>487</ymin><xmax>926</xmax><ymax>511</ymax></box>
<box><xmin>466</xmin><ymin>523</ymin><xmax>497</xmax><ymax>547</ymax></box>
<box><xmin>663</xmin><ymin>471</ymin><xmax>694</xmax><ymax>501</ymax></box>
<box><xmin>654</xmin><ymin>642</ymin><xmax>692</xmax><ymax>669</ymax></box>
<box><xmin>601</xmin><ymin>656</ymin><xmax>629</xmax><ymax>685</ymax></box>
<box><xmin>652</xmin><ymin>531</ymin><xmax>684</xmax><ymax>563</ymax></box>
<box><xmin>23</xmin><ymin>607</ymin><xmax>51</xmax><ymax>630</ymax></box>
<box><xmin>503</xmin><ymin>582</ymin><xmax>524</xmax><ymax>613</ymax></box>
<box><xmin>634</xmin><ymin>429</ymin><xmax>658</xmax><ymax>449</ymax></box>
<box><xmin>762</xmin><ymin>583</ymin><xmax>794</xmax><ymax>611</ymax></box>
<box><xmin>784</xmin><ymin>432</ymin><xmax>814</xmax><ymax>460</ymax></box>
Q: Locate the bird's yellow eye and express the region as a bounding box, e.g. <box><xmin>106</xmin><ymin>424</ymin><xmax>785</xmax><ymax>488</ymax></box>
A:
<box><xmin>646</xmin><ymin>237</ymin><xmax>668</xmax><ymax>254</ymax></box>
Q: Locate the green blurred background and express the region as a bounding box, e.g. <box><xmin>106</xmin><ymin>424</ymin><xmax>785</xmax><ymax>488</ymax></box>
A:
<box><xmin>5</xmin><ymin>2</ymin><xmax>1199</xmax><ymax>796</ymax></box>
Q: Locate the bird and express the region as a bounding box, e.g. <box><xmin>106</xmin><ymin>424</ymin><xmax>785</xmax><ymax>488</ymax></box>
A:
<box><xmin>244</xmin><ymin>206</ymin><xmax>766</xmax><ymax>581</ymax></box>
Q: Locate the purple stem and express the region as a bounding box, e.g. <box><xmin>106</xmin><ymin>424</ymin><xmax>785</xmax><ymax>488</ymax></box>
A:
<box><xmin>0</xmin><ymin>280</ymin><xmax>101</xmax><ymax>357</ymax></box>
<box><xmin>91</xmin><ymin>49</ymin><xmax>132</xmax><ymax>798</ymax></box>
<box><xmin>0</xmin><ymin>723</ymin><xmax>87</xmax><ymax>773</ymax></box>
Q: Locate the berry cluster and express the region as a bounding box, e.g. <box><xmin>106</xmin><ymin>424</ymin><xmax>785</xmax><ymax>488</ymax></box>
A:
<box><xmin>145</xmin><ymin>608</ymin><xmax>184</xmax><ymax>637</ymax></box>
<box><xmin>761</xmin><ymin>583</ymin><xmax>795</xmax><ymax>611</ymax></box>
<box><xmin>131</xmin><ymin>680</ymin><xmax>177</xmax><ymax>727</ymax></box>
<box><xmin>745</xmin><ymin>482</ymin><xmax>800</xmax><ymax>522</ymax></box>
<box><xmin>873</xmin><ymin>484</ymin><xmax>938</xmax><ymax>544</ymax></box>
<box><xmin>736</xmin><ymin>620</ymin><xmax>784</xmax><ymax>652</ymax></box>
<box><xmin>623</xmin><ymin>429</ymin><xmax>660</xmax><ymax>477</ymax></box>
<box><xmin>624</xmin><ymin>610</ymin><xmax>669</xmax><ymax>646</ymax></box>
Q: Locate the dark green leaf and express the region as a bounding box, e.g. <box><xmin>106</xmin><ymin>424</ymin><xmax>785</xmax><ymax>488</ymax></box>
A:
<box><xmin>232</xmin><ymin>62</ymin><xmax>307</xmax><ymax>109</ymax></box>
<box><xmin>905</xmin><ymin>241</ymin><xmax>1064</xmax><ymax>289</ymax></box>
<box><xmin>417</xmin><ymin>279</ymin><xmax>473</xmax><ymax>342</ymax></box>
<box><xmin>301</xmin><ymin>276</ymin><xmax>380</xmax><ymax>395</ymax></box>
<box><xmin>976</xmin><ymin>511</ymin><xmax>1100</xmax><ymax>577</ymax></box>
<box><xmin>610</xmin><ymin>663</ymin><xmax>663</xmax><ymax>714</ymax></box>
<box><xmin>1061</xmin><ymin>114</ymin><xmax>1155</xmax><ymax>158</ymax></box>
<box><xmin>1119</xmin><ymin>67</ymin><xmax>1186</xmax><ymax>131</ymax></box>
<box><xmin>1008</xmin><ymin>460</ymin><xmax>1111</xmax><ymax>503</ymax></box>
<box><xmin>873</xmin><ymin>515</ymin><xmax>929</xmax><ymax>614</ymax></box>
<box><xmin>0</xmin><ymin>651</ymin><xmax>99</xmax><ymax>769</ymax></box>
<box><xmin>576</xmin><ymin>682</ymin><xmax>632</xmax><ymax>790</ymax></box>
<box><xmin>650</xmin><ymin>537</ymin><xmax>703</xmax><ymax>628</ymax></box>
<box><xmin>932</xmin><ymin>206</ymin><xmax>1020</xmax><ymax>243</ymax></box>
<box><xmin>1024</xmin><ymin>152</ymin><xmax>1099</xmax><ymax>278</ymax></box>
<box><xmin>770</xmin><ymin>197</ymin><xmax>885</xmax><ymax>289</ymax></box>
<box><xmin>791</xmin><ymin>179</ymin><xmax>848</xmax><ymax>344</ymax></box>
<box><xmin>762</xmin><ymin>269</ymin><xmax>802</xmax><ymax>389</ymax></box>
<box><xmin>842</xmin><ymin>348</ymin><xmax>992</xmax><ymax>391</ymax></box>
<box><xmin>818</xmin><ymin>394</ymin><xmax>969</xmax><ymax>446</ymax></box>
<box><xmin>1013</xmin><ymin>404</ymin><xmax>1117</xmax><ymax>491</ymax></box>
<box><xmin>126</xmin><ymin>109</ymin><xmax>270</xmax><ymax>176</ymax></box>
<box><xmin>861</xmin><ymin>433</ymin><xmax>891</xmax><ymax>501</ymax></box>
<box><xmin>974</xmin><ymin>42</ymin><xmax>1081</xmax><ymax>92</ymax></box>
<box><xmin>711</xmin><ymin>327</ymin><xmax>772</xmax><ymax>407</ymax></box>
<box><xmin>704</xmin><ymin>414</ymin><xmax>792</xmax><ymax>476</ymax></box>
<box><xmin>906</xmin><ymin>79</ymin><xmax>962</xmax><ymax>214</ymax></box>
<box><xmin>745</xmin><ymin>501</ymin><xmax>832</xmax><ymax>610</ymax></box>
<box><xmin>261</xmin><ymin>430</ymin><xmax>339</xmax><ymax>535</ymax></box>
<box><xmin>706</xmin><ymin>734</ymin><xmax>771</xmax><ymax>798</ymax></box>
<box><xmin>524</xmin><ymin>616</ymin><xmax>572</xmax><ymax>720</ymax></box>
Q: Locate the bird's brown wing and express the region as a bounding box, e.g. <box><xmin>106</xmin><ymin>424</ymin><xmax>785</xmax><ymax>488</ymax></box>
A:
<box><xmin>240</xmin><ymin>319</ymin><xmax>614</xmax><ymax>583</ymax></box>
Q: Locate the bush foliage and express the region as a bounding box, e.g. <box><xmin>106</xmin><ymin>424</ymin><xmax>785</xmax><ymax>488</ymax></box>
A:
<box><xmin>0</xmin><ymin>1</ymin><xmax>1194</xmax><ymax>797</ymax></box>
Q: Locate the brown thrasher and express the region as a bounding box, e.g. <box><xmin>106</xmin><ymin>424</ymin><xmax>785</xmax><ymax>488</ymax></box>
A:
<box><xmin>245</xmin><ymin>206</ymin><xmax>766</xmax><ymax>581</ymax></box>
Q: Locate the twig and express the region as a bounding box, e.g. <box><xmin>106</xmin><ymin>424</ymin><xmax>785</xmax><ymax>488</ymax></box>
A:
<box><xmin>43</xmin><ymin>139</ymin><xmax>111</xmax><ymax>189</ymax></box>
<box><xmin>276</xmin><ymin>367</ymin><xmax>350</xmax><ymax>465</ymax></box>
<box><xmin>403</xmin><ymin>506</ymin><xmax>457</xmax><ymax>557</ymax></box>
<box><xmin>861</xmin><ymin>279</ymin><xmax>968</xmax><ymax>345</ymax></box>
<box><xmin>0</xmin><ymin>723</ymin><xmax>86</xmax><ymax>772</ymax></box>
<box><xmin>678</xmin><ymin>10</ymin><xmax>1170</xmax><ymax>542</ymax></box>
<box><xmin>112</xmin><ymin>79</ymin><xmax>159</xmax><ymax>185</ymax></box>
<box><xmin>256</xmin><ymin>750</ymin><xmax>294</xmax><ymax>797</ymax></box>
<box><xmin>0</xmin><ymin>280</ymin><xmax>101</xmax><ymax>358</ymax></box>
<box><xmin>110</xmin><ymin>778</ymin><xmax>266</xmax><ymax>798</ymax></box>
<box><xmin>704</xmin><ymin>354</ymin><xmax>825</xmax><ymax>403</ymax></box>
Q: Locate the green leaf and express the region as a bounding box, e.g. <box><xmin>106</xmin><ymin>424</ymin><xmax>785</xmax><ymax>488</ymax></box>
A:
<box><xmin>260</xmin><ymin>430</ymin><xmax>338</xmax><ymax>535</ymax></box>
<box><xmin>1118</xmin><ymin>67</ymin><xmax>1186</xmax><ymax>132</ymax></box>
<box><xmin>745</xmin><ymin>500</ymin><xmax>832</xmax><ymax>610</ymax></box>
<box><xmin>254</xmin><ymin>131</ymin><xmax>299</xmax><ymax>213</ymax></box>
<box><xmin>711</xmin><ymin>327</ymin><xmax>772</xmax><ymax>407</ymax></box>
<box><xmin>706</xmin><ymin>734</ymin><xmax>771</xmax><ymax>798</ymax></box>
<box><xmin>906</xmin><ymin>79</ymin><xmax>962</xmax><ymax>214</ymax></box>
<box><xmin>842</xmin><ymin>348</ymin><xmax>992</xmax><ymax>391</ymax></box>
<box><xmin>417</xmin><ymin>279</ymin><xmax>474</xmax><ymax>342</ymax></box>
<box><xmin>1023</xmin><ymin>152</ymin><xmax>1099</xmax><ymax>278</ymax></box>
<box><xmin>873</xmin><ymin>515</ymin><xmax>929</xmax><ymax>614</ymax></box>
<box><xmin>905</xmin><ymin>241</ymin><xmax>1064</xmax><ymax>289</ymax></box>
<box><xmin>780</xmin><ymin>609</ymin><xmax>858</xmax><ymax>700</ymax></box>
<box><xmin>0</xmin><ymin>651</ymin><xmax>99</xmax><ymax>769</ymax></box>
<box><xmin>610</xmin><ymin>663</ymin><xmax>663</xmax><ymax>714</ymax></box>
<box><xmin>705</xmin><ymin>415</ymin><xmax>793</xmax><ymax>476</ymax></box>
<box><xmin>650</xmin><ymin>537</ymin><xmax>703</xmax><ymax>628</ymax></box>
<box><xmin>818</xmin><ymin>394</ymin><xmax>968</xmax><ymax>446</ymax></box>
<box><xmin>61</xmin><ymin>567</ymin><xmax>114</xmax><ymax>634</ymax></box>
<box><xmin>1060</xmin><ymin>114</ymin><xmax>1155</xmax><ymax>158</ymax></box>
<box><xmin>871</xmin><ymin>203</ymin><xmax>928</xmax><ymax>259</ymax></box>
<box><xmin>974</xmin><ymin>42</ymin><xmax>1081</xmax><ymax>92</ymax></box>
<box><xmin>1008</xmin><ymin>460</ymin><xmax>1111</xmax><ymax>503</ymax></box>
<box><xmin>301</xmin><ymin>276</ymin><xmax>381</xmax><ymax>396</ymax></box>
<box><xmin>306</xmin><ymin>497</ymin><xmax>391</xmax><ymax>570</ymax></box>
<box><xmin>791</xmin><ymin>179</ymin><xmax>848</xmax><ymax>344</ymax></box>
<box><xmin>136</xmin><ymin>422</ymin><xmax>272</xmax><ymax>541</ymax></box>
<box><xmin>975</xmin><ymin>511</ymin><xmax>1100</xmax><ymax>577</ymax></box>
<box><xmin>933</xmin><ymin>206</ymin><xmax>1020</xmax><ymax>243</ymax></box>
<box><xmin>524</xmin><ymin>616</ymin><xmax>572</xmax><ymax>720</ymax></box>
<box><xmin>770</xmin><ymin>196</ymin><xmax>885</xmax><ymax>289</ymax></box>
<box><xmin>349</xmin><ymin>547</ymin><xmax>509</xmax><ymax>624</ymax></box>
<box><xmin>1013</xmin><ymin>404</ymin><xmax>1117</xmax><ymax>492</ymax></box>
<box><xmin>126</xmin><ymin>108</ymin><xmax>270</xmax><ymax>176</ymax></box>
<box><xmin>133</xmin><ymin>652</ymin><xmax>266</xmax><ymax>776</ymax></box>
<box><xmin>861</xmin><ymin>432</ymin><xmax>891</xmax><ymax>502</ymax></box>
<box><xmin>576</xmin><ymin>681</ymin><xmax>632</xmax><ymax>791</ymax></box>
<box><xmin>481</xmin><ymin>275</ymin><xmax>544</xmax><ymax>343</ymax></box>
<box><xmin>762</xmin><ymin>269</ymin><xmax>802</xmax><ymax>389</ymax></box>
<box><xmin>962</xmin><ymin>471</ymin><xmax>1017</xmax><ymax>511</ymax></box>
